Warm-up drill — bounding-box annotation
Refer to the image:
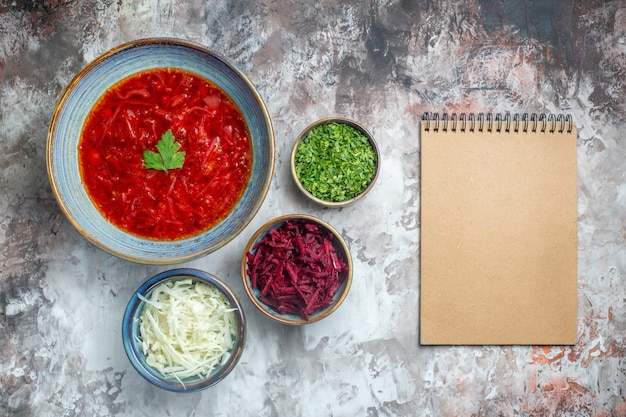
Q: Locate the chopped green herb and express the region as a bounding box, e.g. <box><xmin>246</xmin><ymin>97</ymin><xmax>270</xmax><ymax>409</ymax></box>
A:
<box><xmin>143</xmin><ymin>129</ymin><xmax>186</xmax><ymax>172</ymax></box>
<box><xmin>294</xmin><ymin>122</ymin><xmax>377</xmax><ymax>202</ymax></box>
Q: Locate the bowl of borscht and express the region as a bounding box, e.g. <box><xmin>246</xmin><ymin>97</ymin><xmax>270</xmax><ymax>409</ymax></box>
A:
<box><xmin>241</xmin><ymin>214</ymin><xmax>353</xmax><ymax>325</ymax></box>
<box><xmin>47</xmin><ymin>38</ymin><xmax>275</xmax><ymax>264</ymax></box>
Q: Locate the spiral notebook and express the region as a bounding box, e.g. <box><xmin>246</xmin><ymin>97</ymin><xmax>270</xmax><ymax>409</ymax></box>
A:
<box><xmin>420</xmin><ymin>113</ymin><xmax>578</xmax><ymax>345</ymax></box>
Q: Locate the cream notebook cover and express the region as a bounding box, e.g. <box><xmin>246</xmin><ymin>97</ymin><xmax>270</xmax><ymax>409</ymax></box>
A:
<box><xmin>419</xmin><ymin>113</ymin><xmax>578</xmax><ymax>345</ymax></box>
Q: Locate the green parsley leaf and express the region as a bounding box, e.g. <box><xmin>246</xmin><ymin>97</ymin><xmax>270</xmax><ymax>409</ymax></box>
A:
<box><xmin>143</xmin><ymin>129</ymin><xmax>186</xmax><ymax>172</ymax></box>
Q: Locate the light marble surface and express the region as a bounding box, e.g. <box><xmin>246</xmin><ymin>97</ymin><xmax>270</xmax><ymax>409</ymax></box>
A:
<box><xmin>1</xmin><ymin>1</ymin><xmax>625</xmax><ymax>416</ymax></box>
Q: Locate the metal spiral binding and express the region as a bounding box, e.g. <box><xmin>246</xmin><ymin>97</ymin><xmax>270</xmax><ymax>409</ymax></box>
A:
<box><xmin>422</xmin><ymin>112</ymin><xmax>573</xmax><ymax>134</ymax></box>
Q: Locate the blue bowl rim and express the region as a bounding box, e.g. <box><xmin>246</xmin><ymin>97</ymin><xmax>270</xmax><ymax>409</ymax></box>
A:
<box><xmin>122</xmin><ymin>268</ymin><xmax>246</xmax><ymax>392</ymax></box>
<box><xmin>241</xmin><ymin>214</ymin><xmax>353</xmax><ymax>325</ymax></box>
<box><xmin>46</xmin><ymin>37</ymin><xmax>276</xmax><ymax>264</ymax></box>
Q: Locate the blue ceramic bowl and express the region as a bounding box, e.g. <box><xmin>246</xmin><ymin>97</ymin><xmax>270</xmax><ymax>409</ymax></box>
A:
<box><xmin>241</xmin><ymin>214</ymin><xmax>353</xmax><ymax>325</ymax></box>
<box><xmin>122</xmin><ymin>268</ymin><xmax>246</xmax><ymax>392</ymax></box>
<box><xmin>47</xmin><ymin>38</ymin><xmax>275</xmax><ymax>264</ymax></box>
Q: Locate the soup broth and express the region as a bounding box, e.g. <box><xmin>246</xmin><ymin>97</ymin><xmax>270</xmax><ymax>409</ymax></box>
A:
<box><xmin>79</xmin><ymin>68</ymin><xmax>252</xmax><ymax>240</ymax></box>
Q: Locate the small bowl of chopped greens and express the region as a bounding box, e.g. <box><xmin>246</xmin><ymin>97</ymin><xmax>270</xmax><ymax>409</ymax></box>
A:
<box><xmin>122</xmin><ymin>268</ymin><xmax>246</xmax><ymax>392</ymax></box>
<box><xmin>241</xmin><ymin>214</ymin><xmax>353</xmax><ymax>325</ymax></box>
<box><xmin>290</xmin><ymin>117</ymin><xmax>380</xmax><ymax>208</ymax></box>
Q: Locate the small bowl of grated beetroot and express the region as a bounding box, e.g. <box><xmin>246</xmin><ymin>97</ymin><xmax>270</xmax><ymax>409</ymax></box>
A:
<box><xmin>241</xmin><ymin>214</ymin><xmax>353</xmax><ymax>325</ymax></box>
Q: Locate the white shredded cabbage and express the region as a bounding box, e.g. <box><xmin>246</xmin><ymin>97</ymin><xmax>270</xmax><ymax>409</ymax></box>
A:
<box><xmin>136</xmin><ymin>278</ymin><xmax>238</xmax><ymax>383</ymax></box>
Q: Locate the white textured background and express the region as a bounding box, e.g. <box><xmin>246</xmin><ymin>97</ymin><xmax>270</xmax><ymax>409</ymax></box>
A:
<box><xmin>1</xmin><ymin>1</ymin><xmax>625</xmax><ymax>416</ymax></box>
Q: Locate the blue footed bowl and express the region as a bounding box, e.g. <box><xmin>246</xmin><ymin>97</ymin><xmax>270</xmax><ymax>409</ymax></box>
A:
<box><xmin>47</xmin><ymin>38</ymin><xmax>275</xmax><ymax>264</ymax></box>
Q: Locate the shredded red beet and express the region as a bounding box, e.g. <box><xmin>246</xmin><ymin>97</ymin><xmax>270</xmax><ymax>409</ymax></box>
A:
<box><xmin>246</xmin><ymin>219</ymin><xmax>349</xmax><ymax>319</ymax></box>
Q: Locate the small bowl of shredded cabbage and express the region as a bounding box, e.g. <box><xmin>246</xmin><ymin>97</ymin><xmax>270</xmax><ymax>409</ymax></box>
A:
<box><xmin>122</xmin><ymin>268</ymin><xmax>246</xmax><ymax>392</ymax></box>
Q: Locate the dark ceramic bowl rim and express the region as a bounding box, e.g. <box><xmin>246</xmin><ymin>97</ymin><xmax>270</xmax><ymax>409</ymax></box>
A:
<box><xmin>241</xmin><ymin>214</ymin><xmax>353</xmax><ymax>325</ymax></box>
<box><xmin>122</xmin><ymin>268</ymin><xmax>246</xmax><ymax>392</ymax></box>
<box><xmin>290</xmin><ymin>117</ymin><xmax>380</xmax><ymax>208</ymax></box>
